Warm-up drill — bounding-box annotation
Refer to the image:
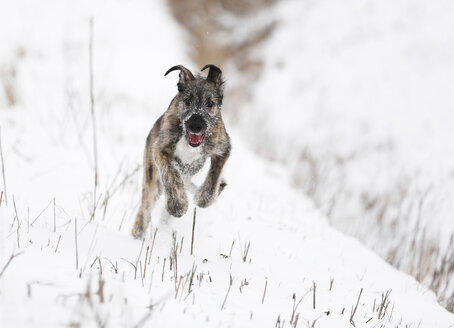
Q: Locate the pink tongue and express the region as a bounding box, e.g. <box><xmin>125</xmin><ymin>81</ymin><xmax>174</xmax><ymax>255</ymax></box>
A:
<box><xmin>188</xmin><ymin>133</ymin><xmax>203</xmax><ymax>144</ymax></box>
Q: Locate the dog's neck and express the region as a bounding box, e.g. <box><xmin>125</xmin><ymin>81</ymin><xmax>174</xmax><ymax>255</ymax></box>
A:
<box><xmin>173</xmin><ymin>135</ymin><xmax>206</xmax><ymax>177</ymax></box>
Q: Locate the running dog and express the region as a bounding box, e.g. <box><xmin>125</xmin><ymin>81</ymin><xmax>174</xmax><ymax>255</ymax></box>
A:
<box><xmin>132</xmin><ymin>64</ymin><xmax>231</xmax><ymax>238</ymax></box>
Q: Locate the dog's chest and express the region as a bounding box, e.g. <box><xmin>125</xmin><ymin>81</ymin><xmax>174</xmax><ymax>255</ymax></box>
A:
<box><xmin>173</xmin><ymin>136</ymin><xmax>206</xmax><ymax>176</ymax></box>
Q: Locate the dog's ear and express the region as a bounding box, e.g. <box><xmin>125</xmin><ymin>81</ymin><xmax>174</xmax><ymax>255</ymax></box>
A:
<box><xmin>201</xmin><ymin>64</ymin><xmax>223</xmax><ymax>86</ymax></box>
<box><xmin>165</xmin><ymin>65</ymin><xmax>195</xmax><ymax>91</ymax></box>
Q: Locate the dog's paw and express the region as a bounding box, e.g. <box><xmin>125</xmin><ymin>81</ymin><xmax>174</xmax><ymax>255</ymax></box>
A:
<box><xmin>166</xmin><ymin>193</ymin><xmax>188</xmax><ymax>217</ymax></box>
<box><xmin>131</xmin><ymin>226</ymin><xmax>144</xmax><ymax>239</ymax></box>
<box><xmin>195</xmin><ymin>187</ymin><xmax>215</xmax><ymax>208</ymax></box>
<box><xmin>131</xmin><ymin>213</ymin><xmax>146</xmax><ymax>239</ymax></box>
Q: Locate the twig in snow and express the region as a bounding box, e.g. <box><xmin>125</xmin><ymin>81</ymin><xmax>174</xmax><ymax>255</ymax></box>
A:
<box><xmin>31</xmin><ymin>198</ymin><xmax>53</xmax><ymax>226</ymax></box>
<box><xmin>101</xmin><ymin>165</ymin><xmax>140</xmax><ymax>221</ymax></box>
<box><xmin>143</xmin><ymin>246</ymin><xmax>149</xmax><ymax>278</ymax></box>
<box><xmin>377</xmin><ymin>290</ymin><xmax>392</xmax><ymax>320</ymax></box>
<box><xmin>312</xmin><ymin>281</ymin><xmax>316</xmax><ymax>309</ymax></box>
<box><xmin>97</xmin><ymin>270</ymin><xmax>105</xmax><ymax>303</ymax></box>
<box><xmin>15</xmin><ymin>227</ymin><xmax>21</xmax><ymax>248</ymax></box>
<box><xmin>161</xmin><ymin>258</ymin><xmax>166</xmax><ymax>282</ymax></box>
<box><xmin>170</xmin><ymin>233</ymin><xmax>179</xmax><ymax>291</ymax></box>
<box><xmin>88</xmin><ymin>17</ymin><xmax>99</xmax><ymax>222</ymax></box>
<box><xmin>290</xmin><ymin>293</ymin><xmax>304</xmax><ymax>326</ymax></box>
<box><xmin>240</xmin><ymin>240</ymin><xmax>251</xmax><ymax>262</ymax></box>
<box><xmin>135</xmin><ymin>239</ymin><xmax>145</xmax><ymax>267</ymax></box>
<box><xmin>174</xmin><ymin>275</ymin><xmax>183</xmax><ymax>299</ymax></box>
<box><xmin>262</xmin><ymin>279</ymin><xmax>268</xmax><ymax>304</ymax></box>
<box><xmin>75</xmin><ymin>218</ymin><xmax>79</xmax><ymax>270</ymax></box>
<box><xmin>139</xmin><ymin>261</ymin><xmax>144</xmax><ymax>287</ymax></box>
<box><xmin>187</xmin><ymin>262</ymin><xmax>197</xmax><ymax>295</ymax></box>
<box><xmin>118</xmin><ymin>210</ymin><xmax>127</xmax><ymax>231</ymax></box>
<box><xmin>53</xmin><ymin>197</ymin><xmax>56</xmax><ymax>232</ymax></box>
<box><xmin>191</xmin><ymin>207</ymin><xmax>196</xmax><ymax>255</ymax></box>
<box><xmin>55</xmin><ymin>235</ymin><xmax>61</xmax><ymax>253</ymax></box>
<box><xmin>349</xmin><ymin>287</ymin><xmax>363</xmax><ymax>327</ymax></box>
<box><xmin>229</xmin><ymin>239</ymin><xmax>235</xmax><ymax>257</ymax></box>
<box><xmin>90</xmin><ymin>256</ymin><xmax>100</xmax><ymax>270</ymax></box>
<box><xmin>104</xmin><ymin>257</ymin><xmax>118</xmax><ymax>274</ymax></box>
<box><xmin>0</xmin><ymin>251</ymin><xmax>23</xmax><ymax>277</ymax></box>
<box><xmin>149</xmin><ymin>228</ymin><xmax>158</xmax><ymax>263</ymax></box>
<box><xmin>10</xmin><ymin>196</ymin><xmax>19</xmax><ymax>231</ymax></box>
<box><xmin>120</xmin><ymin>257</ymin><xmax>138</xmax><ymax>279</ymax></box>
<box><xmin>14</xmin><ymin>200</ymin><xmax>21</xmax><ymax>248</ymax></box>
<box><xmin>109</xmin><ymin>165</ymin><xmax>141</xmax><ymax>198</ymax></box>
<box><xmin>0</xmin><ymin>127</ymin><xmax>8</xmax><ymax>206</ymax></box>
<box><xmin>221</xmin><ymin>273</ymin><xmax>233</xmax><ymax>310</ymax></box>
<box><xmin>148</xmin><ymin>269</ymin><xmax>154</xmax><ymax>294</ymax></box>
<box><xmin>275</xmin><ymin>315</ymin><xmax>285</xmax><ymax>328</ymax></box>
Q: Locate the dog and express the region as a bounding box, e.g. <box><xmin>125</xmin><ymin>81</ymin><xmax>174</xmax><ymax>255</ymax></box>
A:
<box><xmin>131</xmin><ymin>64</ymin><xmax>231</xmax><ymax>239</ymax></box>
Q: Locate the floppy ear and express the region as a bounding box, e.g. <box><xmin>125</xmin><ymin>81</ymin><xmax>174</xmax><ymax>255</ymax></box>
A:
<box><xmin>164</xmin><ymin>65</ymin><xmax>195</xmax><ymax>91</ymax></box>
<box><xmin>201</xmin><ymin>64</ymin><xmax>223</xmax><ymax>86</ymax></box>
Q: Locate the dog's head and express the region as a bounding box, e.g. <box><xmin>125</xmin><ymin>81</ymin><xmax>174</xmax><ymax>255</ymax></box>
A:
<box><xmin>165</xmin><ymin>64</ymin><xmax>224</xmax><ymax>147</ymax></box>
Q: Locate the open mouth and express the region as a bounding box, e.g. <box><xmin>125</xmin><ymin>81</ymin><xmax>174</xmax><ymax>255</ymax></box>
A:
<box><xmin>187</xmin><ymin>133</ymin><xmax>204</xmax><ymax>147</ymax></box>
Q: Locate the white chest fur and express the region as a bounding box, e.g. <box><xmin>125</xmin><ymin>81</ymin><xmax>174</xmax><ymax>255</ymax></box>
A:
<box><xmin>174</xmin><ymin>136</ymin><xmax>204</xmax><ymax>165</ymax></box>
<box><xmin>173</xmin><ymin>136</ymin><xmax>206</xmax><ymax>177</ymax></box>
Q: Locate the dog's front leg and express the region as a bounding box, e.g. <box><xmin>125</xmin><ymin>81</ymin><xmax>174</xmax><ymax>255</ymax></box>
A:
<box><xmin>155</xmin><ymin>150</ymin><xmax>188</xmax><ymax>217</ymax></box>
<box><xmin>195</xmin><ymin>154</ymin><xmax>229</xmax><ymax>208</ymax></box>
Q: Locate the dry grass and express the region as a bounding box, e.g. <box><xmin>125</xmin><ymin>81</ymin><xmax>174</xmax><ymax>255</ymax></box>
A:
<box><xmin>0</xmin><ymin>166</ymin><xmax>425</xmax><ymax>327</ymax></box>
<box><xmin>0</xmin><ymin>47</ymin><xmax>24</xmax><ymax>107</ymax></box>
<box><xmin>166</xmin><ymin>0</ymin><xmax>277</xmax><ymax>117</ymax></box>
<box><xmin>1</xmin><ymin>65</ymin><xmax>17</xmax><ymax>107</ymax></box>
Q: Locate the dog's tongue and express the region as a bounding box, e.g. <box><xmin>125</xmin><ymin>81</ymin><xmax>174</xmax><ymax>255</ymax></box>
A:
<box><xmin>188</xmin><ymin>133</ymin><xmax>203</xmax><ymax>145</ymax></box>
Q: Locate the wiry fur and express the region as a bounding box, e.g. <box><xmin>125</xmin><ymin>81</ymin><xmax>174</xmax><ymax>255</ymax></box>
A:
<box><xmin>132</xmin><ymin>64</ymin><xmax>231</xmax><ymax>239</ymax></box>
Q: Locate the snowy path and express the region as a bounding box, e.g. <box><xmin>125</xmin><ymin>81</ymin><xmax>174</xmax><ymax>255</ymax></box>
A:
<box><xmin>0</xmin><ymin>122</ymin><xmax>453</xmax><ymax>327</ymax></box>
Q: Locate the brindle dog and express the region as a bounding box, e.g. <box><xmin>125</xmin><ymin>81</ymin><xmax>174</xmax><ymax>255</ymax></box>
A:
<box><xmin>132</xmin><ymin>64</ymin><xmax>231</xmax><ymax>239</ymax></box>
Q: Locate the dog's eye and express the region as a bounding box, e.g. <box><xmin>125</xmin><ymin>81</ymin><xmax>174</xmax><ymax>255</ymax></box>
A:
<box><xmin>184</xmin><ymin>99</ymin><xmax>191</xmax><ymax>106</ymax></box>
<box><xmin>206</xmin><ymin>100</ymin><xmax>214</xmax><ymax>108</ymax></box>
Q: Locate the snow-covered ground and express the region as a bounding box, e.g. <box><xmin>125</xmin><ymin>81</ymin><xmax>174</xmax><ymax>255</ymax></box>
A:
<box><xmin>227</xmin><ymin>0</ymin><xmax>454</xmax><ymax>309</ymax></box>
<box><xmin>1</xmin><ymin>0</ymin><xmax>454</xmax><ymax>327</ymax></box>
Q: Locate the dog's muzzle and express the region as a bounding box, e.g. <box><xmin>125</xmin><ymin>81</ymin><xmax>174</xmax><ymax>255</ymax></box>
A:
<box><xmin>186</xmin><ymin>114</ymin><xmax>207</xmax><ymax>147</ymax></box>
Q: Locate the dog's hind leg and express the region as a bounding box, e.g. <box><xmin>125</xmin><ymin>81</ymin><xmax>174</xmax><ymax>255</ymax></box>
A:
<box><xmin>132</xmin><ymin>161</ymin><xmax>160</xmax><ymax>239</ymax></box>
<box><xmin>132</xmin><ymin>137</ymin><xmax>161</xmax><ymax>239</ymax></box>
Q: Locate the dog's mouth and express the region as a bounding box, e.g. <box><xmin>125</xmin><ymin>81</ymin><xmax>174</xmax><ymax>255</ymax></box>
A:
<box><xmin>187</xmin><ymin>132</ymin><xmax>204</xmax><ymax>147</ymax></box>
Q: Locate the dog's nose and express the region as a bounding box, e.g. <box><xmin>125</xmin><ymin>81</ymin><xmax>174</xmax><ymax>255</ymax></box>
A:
<box><xmin>187</xmin><ymin>114</ymin><xmax>206</xmax><ymax>134</ymax></box>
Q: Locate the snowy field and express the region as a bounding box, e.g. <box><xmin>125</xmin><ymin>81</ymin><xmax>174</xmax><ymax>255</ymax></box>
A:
<box><xmin>225</xmin><ymin>0</ymin><xmax>454</xmax><ymax>310</ymax></box>
<box><xmin>1</xmin><ymin>0</ymin><xmax>454</xmax><ymax>327</ymax></box>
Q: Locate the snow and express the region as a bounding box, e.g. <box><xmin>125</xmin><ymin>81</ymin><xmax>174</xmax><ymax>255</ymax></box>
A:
<box><xmin>0</xmin><ymin>0</ymin><xmax>454</xmax><ymax>327</ymax></box>
<box><xmin>228</xmin><ymin>0</ymin><xmax>454</xmax><ymax>308</ymax></box>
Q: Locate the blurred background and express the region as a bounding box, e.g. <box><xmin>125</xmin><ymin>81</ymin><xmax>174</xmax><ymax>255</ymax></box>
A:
<box><xmin>1</xmin><ymin>0</ymin><xmax>453</xmax><ymax>313</ymax></box>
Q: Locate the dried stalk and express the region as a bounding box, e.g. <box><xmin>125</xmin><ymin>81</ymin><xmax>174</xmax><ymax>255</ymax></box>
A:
<box><xmin>0</xmin><ymin>127</ymin><xmax>7</xmax><ymax>206</ymax></box>
<box><xmin>88</xmin><ymin>17</ymin><xmax>99</xmax><ymax>221</ymax></box>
